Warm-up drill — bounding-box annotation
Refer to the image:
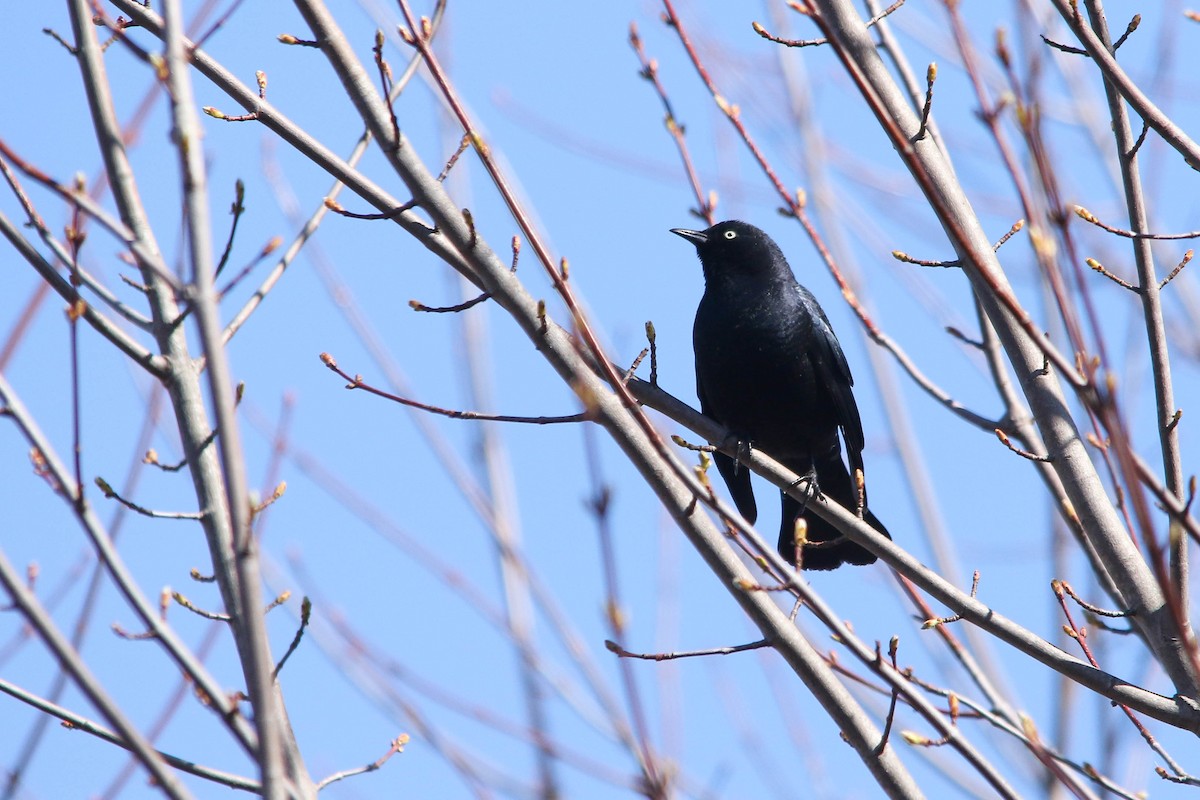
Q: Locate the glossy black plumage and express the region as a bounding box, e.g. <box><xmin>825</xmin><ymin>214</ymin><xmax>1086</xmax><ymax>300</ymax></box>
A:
<box><xmin>673</xmin><ymin>220</ymin><xmax>890</xmax><ymax>570</ymax></box>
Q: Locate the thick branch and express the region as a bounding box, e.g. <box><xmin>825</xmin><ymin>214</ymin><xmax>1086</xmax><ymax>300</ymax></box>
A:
<box><xmin>160</xmin><ymin>2</ymin><xmax>298</xmax><ymax>796</ymax></box>
<box><xmin>1082</xmin><ymin>0</ymin><xmax>1188</xmax><ymax>631</ymax></box>
<box><xmin>623</xmin><ymin>373</ymin><xmax>1200</xmax><ymax>732</ymax></box>
<box><xmin>279</xmin><ymin>1</ymin><xmax>924</xmax><ymax>793</ymax></box>
<box><xmin>807</xmin><ymin>0</ymin><xmax>1199</xmax><ymax>700</ymax></box>
<box><xmin>69</xmin><ymin>4</ymin><xmax>313</xmax><ymax>795</ymax></box>
<box><xmin>1047</xmin><ymin>0</ymin><xmax>1200</xmax><ymax>170</ymax></box>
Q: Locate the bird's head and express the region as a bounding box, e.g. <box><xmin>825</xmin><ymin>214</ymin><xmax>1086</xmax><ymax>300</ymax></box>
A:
<box><xmin>670</xmin><ymin>220</ymin><xmax>789</xmax><ymax>284</ymax></box>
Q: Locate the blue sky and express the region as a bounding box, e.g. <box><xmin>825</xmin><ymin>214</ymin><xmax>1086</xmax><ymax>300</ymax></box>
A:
<box><xmin>2</xmin><ymin>1</ymin><xmax>1200</xmax><ymax>798</ymax></box>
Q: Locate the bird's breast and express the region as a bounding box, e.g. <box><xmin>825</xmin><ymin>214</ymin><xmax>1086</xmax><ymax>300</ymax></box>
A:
<box><xmin>693</xmin><ymin>291</ymin><xmax>835</xmax><ymax>455</ymax></box>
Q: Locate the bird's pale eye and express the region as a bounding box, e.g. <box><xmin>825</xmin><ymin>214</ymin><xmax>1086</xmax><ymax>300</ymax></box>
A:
<box><xmin>723</xmin><ymin>230</ymin><xmax>737</xmax><ymax>239</ymax></box>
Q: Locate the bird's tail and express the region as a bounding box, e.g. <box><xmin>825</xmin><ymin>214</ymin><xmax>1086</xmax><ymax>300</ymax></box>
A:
<box><xmin>777</xmin><ymin>447</ymin><xmax>890</xmax><ymax>571</ymax></box>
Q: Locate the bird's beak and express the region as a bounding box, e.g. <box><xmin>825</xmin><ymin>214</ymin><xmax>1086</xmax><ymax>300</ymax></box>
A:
<box><xmin>670</xmin><ymin>228</ymin><xmax>707</xmax><ymax>246</ymax></box>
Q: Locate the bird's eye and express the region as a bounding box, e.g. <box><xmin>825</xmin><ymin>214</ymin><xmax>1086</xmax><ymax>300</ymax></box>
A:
<box><xmin>723</xmin><ymin>230</ymin><xmax>737</xmax><ymax>239</ymax></box>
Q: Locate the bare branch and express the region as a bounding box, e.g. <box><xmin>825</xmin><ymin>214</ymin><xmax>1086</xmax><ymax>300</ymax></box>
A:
<box><xmin>0</xmin><ymin>675</ymin><xmax>260</xmax><ymax>794</ymax></box>
<box><xmin>606</xmin><ymin>639</ymin><xmax>769</xmax><ymax>660</ymax></box>
<box><xmin>1048</xmin><ymin>0</ymin><xmax>1200</xmax><ymax>170</ymax></box>
<box><xmin>751</xmin><ymin>0</ymin><xmax>906</xmax><ymax>48</ymax></box>
<box><xmin>314</xmin><ymin>735</ymin><xmax>409</xmax><ymax>791</ymax></box>
<box><xmin>320</xmin><ymin>352</ymin><xmax>588</xmax><ymax>424</ymax></box>
<box><xmin>1075</xmin><ymin>205</ymin><xmax>1200</xmax><ymax>240</ymax></box>
<box><xmin>911</xmin><ymin>62</ymin><xmax>936</xmax><ymax>142</ymax></box>
<box><xmin>93</xmin><ymin>477</ymin><xmax>206</xmax><ymax>520</ymax></box>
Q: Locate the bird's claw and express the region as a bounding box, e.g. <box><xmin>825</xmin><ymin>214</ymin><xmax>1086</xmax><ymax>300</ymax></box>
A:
<box><xmin>789</xmin><ymin>468</ymin><xmax>822</xmax><ymax>513</ymax></box>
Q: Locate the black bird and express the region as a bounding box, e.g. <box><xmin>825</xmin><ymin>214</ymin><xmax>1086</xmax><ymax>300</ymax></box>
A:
<box><xmin>672</xmin><ymin>220</ymin><xmax>890</xmax><ymax>570</ymax></box>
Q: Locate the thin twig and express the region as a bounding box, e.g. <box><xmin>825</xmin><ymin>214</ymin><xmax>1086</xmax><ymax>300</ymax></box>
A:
<box><xmin>606</xmin><ymin>639</ymin><xmax>769</xmax><ymax>661</ymax></box>
<box><xmin>922</xmin><ymin>572</ymin><xmax>980</xmax><ymax>629</ymax></box>
<box><xmin>277</xmin><ymin>33</ymin><xmax>319</xmax><ymax>47</ymax></box>
<box><xmin>173</xmin><ymin>592</ymin><xmax>231</xmax><ymax>622</ymax></box>
<box><xmin>0</xmin><ymin>676</ymin><xmax>260</xmax><ymax>793</ymax></box>
<box><xmin>1112</xmin><ymin>14</ymin><xmax>1142</xmax><ymax>50</ymax></box>
<box><xmin>320</xmin><ymin>353</ymin><xmax>587</xmax><ymax>424</ymax></box>
<box><xmin>874</xmin><ymin>636</ymin><xmax>901</xmax><ymax>755</ymax></box>
<box><xmin>314</xmin><ymin>735</ymin><xmax>410</xmax><ymax>791</ymax></box>
<box><xmin>202</xmin><ymin>69</ymin><xmax>266</xmax><ymax>122</ymax></box>
<box><xmin>944</xmin><ymin>326</ymin><xmax>984</xmax><ymax>349</ymax></box>
<box><xmin>1086</xmin><ymin>257</ymin><xmax>1138</xmax><ymax>292</ymax></box>
<box><xmin>213</xmin><ymin>179</ymin><xmax>246</xmax><ymax>278</ymax></box>
<box><xmin>1075</xmin><ymin>205</ymin><xmax>1200</xmax><ymax>240</ymax></box>
<box><xmin>272</xmin><ymin>597</ymin><xmax>311</xmax><ymax>679</ymax></box>
<box><xmin>436</xmin><ymin>134</ymin><xmax>471</xmax><ymax>182</ymax></box>
<box><xmin>409</xmin><ymin>293</ymin><xmax>491</xmax><ymax>313</ymax></box>
<box><xmin>995</xmin><ymin>428</ymin><xmax>1052</xmax><ymax>462</ymax></box>
<box><xmin>323</xmin><ymin>197</ymin><xmax>418</xmax><ymax>220</ymax></box>
<box><xmin>893</xmin><ymin>219</ymin><xmax>1024</xmax><ymax>268</ymax></box>
<box><xmin>1040</xmin><ymin>36</ymin><xmax>1088</xmax><ymax>55</ymax></box>
<box><xmin>371</xmin><ymin>30</ymin><xmax>400</xmax><ymax>150</ymax></box>
<box><xmin>1053</xmin><ymin>580</ymin><xmax>1132</xmax><ymax>618</ymax></box>
<box><xmin>623</xmin><ymin>347</ymin><xmax>650</xmax><ymax>384</ymax></box>
<box><xmin>93</xmin><ymin>477</ymin><xmax>205</xmax><ymax>520</ymax></box>
<box><xmin>1159</xmin><ymin>249</ymin><xmax>1193</xmax><ymax>289</ymax></box>
<box><xmin>669</xmin><ymin>434</ymin><xmax>717</xmax><ymax>453</ymax></box>
<box><xmin>911</xmin><ymin>62</ymin><xmax>936</xmax><ymax>142</ymax></box>
<box><xmin>630</xmin><ymin>23</ymin><xmax>716</xmax><ymax>224</ymax></box>
<box><xmin>217</xmin><ymin>236</ymin><xmax>283</xmax><ymax>298</ymax></box>
<box><xmin>751</xmin><ymin>0</ymin><xmax>905</xmax><ymax>48</ymax></box>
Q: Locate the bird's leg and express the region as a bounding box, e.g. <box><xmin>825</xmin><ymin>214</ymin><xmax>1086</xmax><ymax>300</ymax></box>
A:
<box><xmin>729</xmin><ymin>437</ymin><xmax>754</xmax><ymax>476</ymax></box>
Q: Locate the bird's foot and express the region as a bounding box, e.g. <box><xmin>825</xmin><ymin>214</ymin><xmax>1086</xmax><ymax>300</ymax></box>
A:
<box><xmin>789</xmin><ymin>467</ymin><xmax>822</xmax><ymax>513</ymax></box>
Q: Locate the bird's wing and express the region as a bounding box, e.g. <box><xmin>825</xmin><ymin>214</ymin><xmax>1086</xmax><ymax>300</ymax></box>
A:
<box><xmin>697</xmin><ymin>371</ymin><xmax>758</xmax><ymax>524</ymax></box>
<box><xmin>796</xmin><ymin>286</ymin><xmax>866</xmax><ymax>471</ymax></box>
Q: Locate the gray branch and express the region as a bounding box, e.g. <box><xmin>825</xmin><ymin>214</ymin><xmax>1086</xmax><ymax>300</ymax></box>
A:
<box><xmin>808</xmin><ymin>0</ymin><xmax>1199</xmax><ymax>701</ymax></box>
